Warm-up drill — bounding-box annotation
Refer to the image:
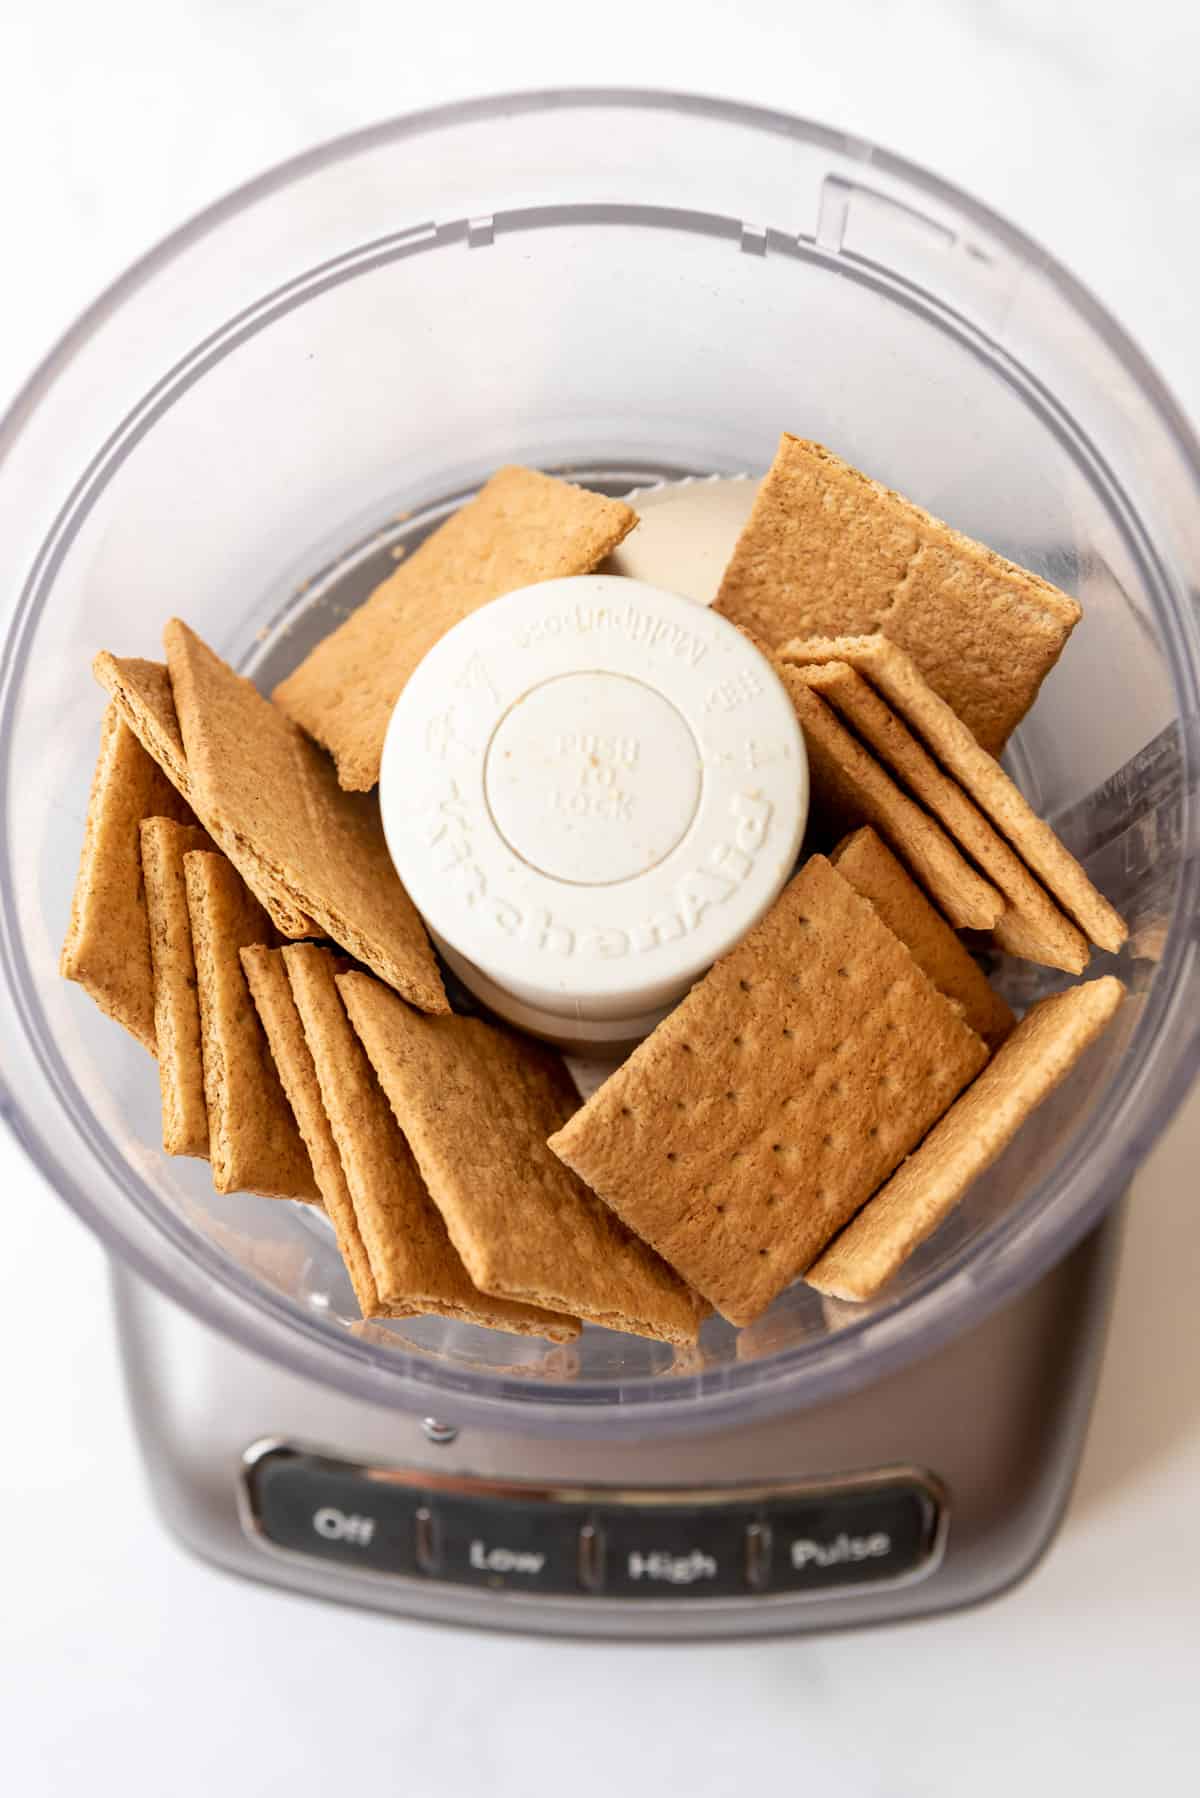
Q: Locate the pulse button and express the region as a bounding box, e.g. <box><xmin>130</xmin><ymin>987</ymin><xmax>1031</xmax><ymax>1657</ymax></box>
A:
<box><xmin>765</xmin><ymin>1482</ymin><xmax>939</xmax><ymax>1592</ymax></box>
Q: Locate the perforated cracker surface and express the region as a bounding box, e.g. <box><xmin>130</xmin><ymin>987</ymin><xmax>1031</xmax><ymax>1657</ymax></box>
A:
<box><xmin>548</xmin><ymin>856</ymin><xmax>988</xmax><ymax>1326</ymax></box>
<box><xmin>831</xmin><ymin>828</ymin><xmax>1014</xmax><ymax>1048</ymax></box>
<box><xmin>714</xmin><ymin>435</ymin><xmax>1080</xmax><ymax>753</ymax></box>
<box><xmin>807</xmin><ymin>976</ymin><xmax>1125</xmax><ymax>1301</ymax></box>
<box><xmin>778</xmin><ymin>665</ymin><xmax>1003</xmax><ymax>930</ymax></box>
<box><xmin>805</xmin><ymin>658</ymin><xmax>1088</xmax><ymax>974</ymax></box>
<box><xmin>274</xmin><ymin>466</ymin><xmax>637</xmax><ymax>791</ymax></box>
<box><xmin>339</xmin><ymin>973</ymin><xmax>707</xmax><ymax>1345</ymax></box>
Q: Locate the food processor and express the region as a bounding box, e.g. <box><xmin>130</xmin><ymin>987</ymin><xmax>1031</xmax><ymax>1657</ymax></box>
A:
<box><xmin>0</xmin><ymin>91</ymin><xmax>1196</xmax><ymax>1637</ymax></box>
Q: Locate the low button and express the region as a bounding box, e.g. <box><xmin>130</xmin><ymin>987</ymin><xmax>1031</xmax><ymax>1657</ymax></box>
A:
<box><xmin>431</xmin><ymin>1497</ymin><xmax>582</xmax><ymax>1593</ymax></box>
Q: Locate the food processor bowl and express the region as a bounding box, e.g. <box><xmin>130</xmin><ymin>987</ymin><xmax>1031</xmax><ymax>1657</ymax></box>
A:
<box><xmin>1</xmin><ymin>91</ymin><xmax>1197</xmax><ymax>1442</ymax></box>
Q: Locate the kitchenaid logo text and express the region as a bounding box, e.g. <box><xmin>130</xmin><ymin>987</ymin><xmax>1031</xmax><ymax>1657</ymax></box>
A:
<box><xmin>516</xmin><ymin>601</ymin><xmax>712</xmax><ymax>668</ymax></box>
<box><xmin>425</xmin><ymin>780</ymin><xmax>773</xmax><ymax>958</ymax></box>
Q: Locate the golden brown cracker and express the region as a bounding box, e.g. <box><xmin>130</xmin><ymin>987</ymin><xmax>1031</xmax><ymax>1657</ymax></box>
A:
<box><xmin>805</xmin><ymin>659</ymin><xmax>1089</xmax><ymax>974</ymax></box>
<box><xmin>273</xmin><ymin>467</ymin><xmax>637</xmax><ymax>791</ymax></box>
<box><xmin>338</xmin><ymin>972</ymin><xmax>706</xmax><ymax>1344</ymax></box>
<box><xmin>164</xmin><ymin>619</ymin><xmax>447</xmax><ymax>1012</ymax></box>
<box><xmin>782</xmin><ymin>634</ymin><xmax>1126</xmax><ymax>955</ymax></box>
<box><xmin>95</xmin><ymin>648</ymin><xmax>315</xmax><ymax>938</ymax></box>
<box><xmin>547</xmin><ymin>856</ymin><xmax>989</xmax><ymax>1327</ymax></box>
<box><xmin>831</xmin><ymin>828</ymin><xmax>1014</xmax><ymax>1047</ymax></box>
<box><xmin>714</xmin><ymin>435</ymin><xmax>1080</xmax><ymax>753</ymax></box>
<box><xmin>61</xmin><ymin>705</ymin><xmax>195</xmax><ymax>1053</ymax></box>
<box><xmin>806</xmin><ymin>976</ymin><xmax>1126</xmax><ymax>1301</ymax></box>
<box><xmin>282</xmin><ymin>946</ymin><xmax>574</xmax><ymax>1338</ymax></box>
<box><xmin>240</xmin><ymin>945</ymin><xmax>386</xmax><ymax>1317</ymax></box>
<box><xmin>93</xmin><ymin>653</ymin><xmax>194</xmax><ymax>800</ymax></box>
<box><xmin>182</xmin><ymin>850</ymin><xmax>319</xmax><ymax>1200</ymax></box>
<box><xmin>141</xmin><ymin>817</ymin><xmax>216</xmax><ymax>1155</ymax></box>
<box><xmin>880</xmin><ymin>535</ymin><xmax>1077</xmax><ymax>759</ymax></box>
<box><xmin>778</xmin><ymin>664</ymin><xmax>1003</xmax><ymax>930</ymax></box>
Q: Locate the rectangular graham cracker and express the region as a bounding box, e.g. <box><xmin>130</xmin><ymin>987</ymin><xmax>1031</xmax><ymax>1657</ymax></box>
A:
<box><xmin>93</xmin><ymin>653</ymin><xmax>194</xmax><ymax>800</ymax></box>
<box><xmin>802</xmin><ymin>659</ymin><xmax>1089</xmax><ymax>974</ymax></box>
<box><xmin>714</xmin><ymin>434</ymin><xmax>1081</xmax><ymax>753</ymax></box>
<box><xmin>806</xmin><ymin>976</ymin><xmax>1126</xmax><ymax>1301</ymax></box>
<box><xmin>182</xmin><ymin>850</ymin><xmax>319</xmax><ymax>1200</ymax></box>
<box><xmin>338</xmin><ymin>972</ymin><xmax>707</xmax><ymax>1345</ymax></box>
<box><xmin>93</xmin><ymin>649</ymin><xmax>315</xmax><ymax>938</ymax></box>
<box><xmin>781</xmin><ymin>634</ymin><xmax>1127</xmax><ymax>956</ymax></box>
<box><xmin>547</xmin><ymin>855</ymin><xmax>989</xmax><ymax>1327</ymax></box>
<box><xmin>141</xmin><ymin>817</ymin><xmax>217</xmax><ymax>1155</ymax></box>
<box><xmin>239</xmin><ymin>945</ymin><xmax>398</xmax><ymax>1320</ymax></box>
<box><xmin>777</xmin><ymin>664</ymin><xmax>1003</xmax><ymax>930</ymax></box>
<box><xmin>831</xmin><ymin>828</ymin><xmax>1015</xmax><ymax>1047</ymax></box>
<box><xmin>281</xmin><ymin>945</ymin><xmax>576</xmax><ymax>1339</ymax></box>
<box><xmin>61</xmin><ymin>704</ymin><xmax>196</xmax><ymax>1053</ymax></box>
<box><xmin>273</xmin><ymin>466</ymin><xmax>637</xmax><ymax>790</ymax></box>
<box><xmin>164</xmin><ymin>620</ymin><xmax>447</xmax><ymax>1012</ymax></box>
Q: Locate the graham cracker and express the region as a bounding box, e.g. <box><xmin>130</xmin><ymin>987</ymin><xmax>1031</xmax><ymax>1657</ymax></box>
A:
<box><xmin>94</xmin><ymin>649</ymin><xmax>315</xmax><ymax>938</ymax></box>
<box><xmin>182</xmin><ymin>850</ymin><xmax>319</xmax><ymax>1200</ymax></box>
<box><xmin>714</xmin><ymin>435</ymin><xmax>1080</xmax><ymax>753</ymax></box>
<box><xmin>547</xmin><ymin>855</ymin><xmax>989</xmax><ymax>1327</ymax></box>
<box><xmin>803</xmin><ymin>658</ymin><xmax>1089</xmax><ymax>974</ymax></box>
<box><xmin>831</xmin><ymin>828</ymin><xmax>1014</xmax><ymax>1047</ymax></box>
<box><xmin>781</xmin><ymin>634</ymin><xmax>1126</xmax><ymax>956</ymax></box>
<box><xmin>282</xmin><ymin>945</ymin><xmax>575</xmax><ymax>1339</ymax></box>
<box><xmin>806</xmin><ymin>976</ymin><xmax>1126</xmax><ymax>1301</ymax></box>
<box><xmin>273</xmin><ymin>466</ymin><xmax>637</xmax><ymax>790</ymax></box>
<box><xmin>338</xmin><ymin>972</ymin><xmax>707</xmax><ymax>1344</ymax></box>
<box><xmin>241</xmin><ymin>945</ymin><xmax>391</xmax><ymax>1318</ymax></box>
<box><xmin>93</xmin><ymin>653</ymin><xmax>194</xmax><ymax>800</ymax></box>
<box><xmin>777</xmin><ymin>664</ymin><xmax>1003</xmax><ymax>930</ymax></box>
<box><xmin>61</xmin><ymin>705</ymin><xmax>195</xmax><ymax>1053</ymax></box>
<box><xmin>164</xmin><ymin>620</ymin><xmax>447</xmax><ymax>1012</ymax></box>
<box><xmin>141</xmin><ymin>817</ymin><xmax>216</xmax><ymax>1155</ymax></box>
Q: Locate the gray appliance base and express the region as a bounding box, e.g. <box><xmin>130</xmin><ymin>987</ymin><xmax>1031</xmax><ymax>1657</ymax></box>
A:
<box><xmin>112</xmin><ymin>1207</ymin><xmax>1120</xmax><ymax>1638</ymax></box>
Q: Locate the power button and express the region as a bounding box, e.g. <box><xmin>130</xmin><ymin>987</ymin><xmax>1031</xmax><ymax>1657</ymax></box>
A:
<box><xmin>251</xmin><ymin>1451</ymin><xmax>414</xmax><ymax>1574</ymax></box>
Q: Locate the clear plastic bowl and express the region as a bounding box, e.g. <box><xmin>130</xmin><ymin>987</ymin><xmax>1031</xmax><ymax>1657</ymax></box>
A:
<box><xmin>1</xmin><ymin>91</ymin><xmax>1197</xmax><ymax>1440</ymax></box>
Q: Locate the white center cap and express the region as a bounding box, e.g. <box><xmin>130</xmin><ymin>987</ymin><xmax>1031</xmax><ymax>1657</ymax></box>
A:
<box><xmin>379</xmin><ymin>572</ymin><xmax>808</xmax><ymax>1033</ymax></box>
<box><xmin>484</xmin><ymin>672</ymin><xmax>702</xmax><ymax>886</ymax></box>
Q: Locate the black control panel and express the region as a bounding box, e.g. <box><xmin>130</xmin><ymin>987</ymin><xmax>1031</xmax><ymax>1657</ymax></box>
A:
<box><xmin>246</xmin><ymin>1447</ymin><xmax>943</xmax><ymax>1602</ymax></box>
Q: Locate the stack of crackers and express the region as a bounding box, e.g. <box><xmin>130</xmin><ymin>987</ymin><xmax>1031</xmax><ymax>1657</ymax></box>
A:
<box><xmin>62</xmin><ymin>446</ymin><xmax>1129</xmax><ymax>1336</ymax></box>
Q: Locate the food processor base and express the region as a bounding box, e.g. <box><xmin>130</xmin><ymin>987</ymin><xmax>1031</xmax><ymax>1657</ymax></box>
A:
<box><xmin>112</xmin><ymin>1204</ymin><xmax>1121</xmax><ymax>1637</ymax></box>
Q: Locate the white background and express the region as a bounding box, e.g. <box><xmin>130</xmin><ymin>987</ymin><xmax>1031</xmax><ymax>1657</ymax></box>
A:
<box><xmin>3</xmin><ymin>2</ymin><xmax>1198</xmax><ymax>1791</ymax></box>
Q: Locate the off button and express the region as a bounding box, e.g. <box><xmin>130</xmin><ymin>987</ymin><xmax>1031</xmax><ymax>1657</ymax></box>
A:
<box><xmin>250</xmin><ymin>1451</ymin><xmax>414</xmax><ymax>1574</ymax></box>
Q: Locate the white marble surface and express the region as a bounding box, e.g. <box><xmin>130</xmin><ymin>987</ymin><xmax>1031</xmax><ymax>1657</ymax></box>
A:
<box><xmin>3</xmin><ymin>2</ymin><xmax>1198</xmax><ymax>1791</ymax></box>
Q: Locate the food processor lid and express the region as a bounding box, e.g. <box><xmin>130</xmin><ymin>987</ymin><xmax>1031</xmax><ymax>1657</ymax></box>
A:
<box><xmin>378</xmin><ymin>575</ymin><xmax>807</xmax><ymax>1032</ymax></box>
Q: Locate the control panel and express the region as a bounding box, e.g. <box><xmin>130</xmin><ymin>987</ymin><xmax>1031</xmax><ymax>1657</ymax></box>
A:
<box><xmin>243</xmin><ymin>1445</ymin><xmax>944</xmax><ymax>1603</ymax></box>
